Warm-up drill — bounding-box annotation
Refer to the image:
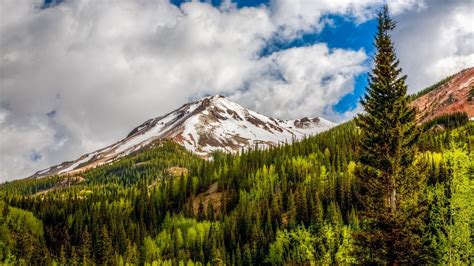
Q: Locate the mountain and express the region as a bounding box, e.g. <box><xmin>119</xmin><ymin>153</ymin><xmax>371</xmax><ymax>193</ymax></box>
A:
<box><xmin>31</xmin><ymin>95</ymin><xmax>335</xmax><ymax>178</ymax></box>
<box><xmin>412</xmin><ymin>67</ymin><xmax>474</xmax><ymax>123</ymax></box>
<box><xmin>27</xmin><ymin>68</ymin><xmax>474</xmax><ymax>179</ymax></box>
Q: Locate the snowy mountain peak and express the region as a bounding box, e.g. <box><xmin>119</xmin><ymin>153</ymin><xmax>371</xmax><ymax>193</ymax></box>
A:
<box><xmin>31</xmin><ymin>96</ymin><xmax>336</xmax><ymax>178</ymax></box>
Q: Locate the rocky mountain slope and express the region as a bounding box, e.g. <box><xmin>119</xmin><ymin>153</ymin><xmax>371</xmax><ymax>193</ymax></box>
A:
<box><xmin>31</xmin><ymin>95</ymin><xmax>335</xmax><ymax>178</ymax></box>
<box><xmin>412</xmin><ymin>67</ymin><xmax>474</xmax><ymax>123</ymax></box>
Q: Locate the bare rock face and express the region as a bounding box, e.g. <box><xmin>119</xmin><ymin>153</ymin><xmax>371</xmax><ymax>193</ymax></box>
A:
<box><xmin>31</xmin><ymin>95</ymin><xmax>336</xmax><ymax>178</ymax></box>
<box><xmin>293</xmin><ymin>117</ymin><xmax>321</xmax><ymax>129</ymax></box>
<box><xmin>412</xmin><ymin>68</ymin><xmax>474</xmax><ymax>123</ymax></box>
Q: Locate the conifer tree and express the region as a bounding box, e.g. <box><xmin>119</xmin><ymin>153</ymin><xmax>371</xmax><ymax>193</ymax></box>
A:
<box><xmin>354</xmin><ymin>5</ymin><xmax>423</xmax><ymax>264</ymax></box>
<box><xmin>287</xmin><ymin>192</ymin><xmax>297</xmax><ymax>228</ymax></box>
<box><xmin>2</xmin><ymin>203</ymin><xmax>9</xmax><ymax>218</ymax></box>
<box><xmin>97</xmin><ymin>226</ymin><xmax>113</xmax><ymax>265</ymax></box>
<box><xmin>80</xmin><ymin>227</ymin><xmax>92</xmax><ymax>263</ymax></box>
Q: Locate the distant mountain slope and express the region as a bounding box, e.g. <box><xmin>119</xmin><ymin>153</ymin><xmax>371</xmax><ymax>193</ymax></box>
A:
<box><xmin>412</xmin><ymin>67</ymin><xmax>474</xmax><ymax>123</ymax></box>
<box><xmin>31</xmin><ymin>95</ymin><xmax>335</xmax><ymax>178</ymax></box>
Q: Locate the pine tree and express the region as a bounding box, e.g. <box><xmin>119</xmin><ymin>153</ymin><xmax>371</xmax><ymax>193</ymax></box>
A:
<box><xmin>58</xmin><ymin>245</ymin><xmax>66</xmax><ymax>265</ymax></box>
<box><xmin>80</xmin><ymin>226</ymin><xmax>92</xmax><ymax>263</ymax></box>
<box><xmin>2</xmin><ymin>203</ymin><xmax>9</xmax><ymax>218</ymax></box>
<box><xmin>97</xmin><ymin>226</ymin><xmax>113</xmax><ymax>265</ymax></box>
<box><xmin>354</xmin><ymin>5</ymin><xmax>424</xmax><ymax>264</ymax></box>
<box><xmin>287</xmin><ymin>192</ymin><xmax>297</xmax><ymax>228</ymax></box>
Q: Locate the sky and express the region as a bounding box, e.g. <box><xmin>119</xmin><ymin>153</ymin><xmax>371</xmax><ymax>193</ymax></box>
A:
<box><xmin>0</xmin><ymin>0</ymin><xmax>473</xmax><ymax>181</ymax></box>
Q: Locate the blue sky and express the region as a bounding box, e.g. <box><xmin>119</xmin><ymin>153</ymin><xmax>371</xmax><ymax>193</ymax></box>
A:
<box><xmin>301</xmin><ymin>17</ymin><xmax>377</xmax><ymax>112</ymax></box>
<box><xmin>171</xmin><ymin>0</ymin><xmax>269</xmax><ymax>8</ymax></box>
<box><xmin>261</xmin><ymin>16</ymin><xmax>377</xmax><ymax>113</ymax></box>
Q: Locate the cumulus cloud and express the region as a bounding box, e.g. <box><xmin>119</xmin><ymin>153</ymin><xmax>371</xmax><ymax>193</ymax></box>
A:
<box><xmin>270</xmin><ymin>0</ymin><xmax>426</xmax><ymax>39</ymax></box>
<box><xmin>231</xmin><ymin>44</ymin><xmax>367</xmax><ymax>119</ymax></box>
<box><xmin>0</xmin><ymin>0</ymin><xmax>461</xmax><ymax>181</ymax></box>
<box><xmin>0</xmin><ymin>108</ymin><xmax>56</xmax><ymax>180</ymax></box>
<box><xmin>387</xmin><ymin>0</ymin><xmax>426</xmax><ymax>15</ymax></box>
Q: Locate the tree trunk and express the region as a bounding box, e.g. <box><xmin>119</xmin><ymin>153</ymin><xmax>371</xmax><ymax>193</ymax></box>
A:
<box><xmin>390</xmin><ymin>186</ymin><xmax>396</xmax><ymax>214</ymax></box>
<box><xmin>386</xmin><ymin>176</ymin><xmax>397</xmax><ymax>214</ymax></box>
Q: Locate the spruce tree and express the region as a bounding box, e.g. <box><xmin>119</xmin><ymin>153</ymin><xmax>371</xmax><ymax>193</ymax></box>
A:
<box><xmin>354</xmin><ymin>5</ymin><xmax>423</xmax><ymax>264</ymax></box>
<box><xmin>97</xmin><ymin>226</ymin><xmax>113</xmax><ymax>265</ymax></box>
<box><xmin>80</xmin><ymin>227</ymin><xmax>92</xmax><ymax>263</ymax></box>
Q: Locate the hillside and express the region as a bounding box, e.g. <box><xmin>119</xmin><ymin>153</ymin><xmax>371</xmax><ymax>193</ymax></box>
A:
<box><xmin>1</xmin><ymin>117</ymin><xmax>472</xmax><ymax>264</ymax></box>
<box><xmin>412</xmin><ymin>67</ymin><xmax>474</xmax><ymax>123</ymax></box>
<box><xmin>1</xmin><ymin>70</ymin><xmax>473</xmax><ymax>264</ymax></box>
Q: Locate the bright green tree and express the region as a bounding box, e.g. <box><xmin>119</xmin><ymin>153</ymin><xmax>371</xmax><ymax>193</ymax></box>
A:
<box><xmin>444</xmin><ymin>144</ymin><xmax>474</xmax><ymax>263</ymax></box>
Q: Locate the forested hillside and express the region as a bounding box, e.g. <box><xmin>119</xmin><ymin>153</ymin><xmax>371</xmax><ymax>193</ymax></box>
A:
<box><xmin>1</xmin><ymin>117</ymin><xmax>473</xmax><ymax>264</ymax></box>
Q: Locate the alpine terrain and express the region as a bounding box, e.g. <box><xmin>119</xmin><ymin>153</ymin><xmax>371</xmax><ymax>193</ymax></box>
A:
<box><xmin>412</xmin><ymin>67</ymin><xmax>474</xmax><ymax>122</ymax></box>
<box><xmin>31</xmin><ymin>95</ymin><xmax>335</xmax><ymax>178</ymax></box>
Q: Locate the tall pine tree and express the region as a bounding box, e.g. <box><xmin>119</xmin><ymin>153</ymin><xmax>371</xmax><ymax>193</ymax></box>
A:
<box><xmin>354</xmin><ymin>5</ymin><xmax>424</xmax><ymax>264</ymax></box>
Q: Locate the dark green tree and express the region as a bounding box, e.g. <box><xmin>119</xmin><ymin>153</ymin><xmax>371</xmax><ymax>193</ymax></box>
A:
<box><xmin>2</xmin><ymin>203</ymin><xmax>9</xmax><ymax>218</ymax></box>
<box><xmin>97</xmin><ymin>226</ymin><xmax>114</xmax><ymax>265</ymax></box>
<box><xmin>354</xmin><ymin>5</ymin><xmax>424</xmax><ymax>264</ymax></box>
<box><xmin>80</xmin><ymin>227</ymin><xmax>92</xmax><ymax>263</ymax></box>
<box><xmin>287</xmin><ymin>191</ymin><xmax>297</xmax><ymax>228</ymax></box>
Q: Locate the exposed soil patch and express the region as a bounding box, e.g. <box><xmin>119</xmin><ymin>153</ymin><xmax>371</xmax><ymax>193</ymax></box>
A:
<box><xmin>167</xmin><ymin>167</ymin><xmax>189</xmax><ymax>177</ymax></box>
<box><xmin>192</xmin><ymin>182</ymin><xmax>224</xmax><ymax>216</ymax></box>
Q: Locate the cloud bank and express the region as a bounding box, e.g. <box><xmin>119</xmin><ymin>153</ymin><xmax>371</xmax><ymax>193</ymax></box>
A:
<box><xmin>0</xmin><ymin>0</ymin><xmax>471</xmax><ymax>181</ymax></box>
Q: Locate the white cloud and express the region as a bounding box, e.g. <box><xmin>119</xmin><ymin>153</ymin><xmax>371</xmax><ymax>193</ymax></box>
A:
<box><xmin>0</xmin><ymin>108</ymin><xmax>56</xmax><ymax>180</ymax></box>
<box><xmin>230</xmin><ymin>44</ymin><xmax>367</xmax><ymax>119</ymax></box>
<box><xmin>387</xmin><ymin>0</ymin><xmax>426</xmax><ymax>15</ymax></box>
<box><xmin>270</xmin><ymin>0</ymin><xmax>378</xmax><ymax>39</ymax></box>
<box><xmin>0</xmin><ymin>0</ymin><xmax>445</xmax><ymax>181</ymax></box>
<box><xmin>0</xmin><ymin>0</ymin><xmax>276</xmax><ymax>181</ymax></box>
<box><xmin>270</xmin><ymin>0</ymin><xmax>426</xmax><ymax>39</ymax></box>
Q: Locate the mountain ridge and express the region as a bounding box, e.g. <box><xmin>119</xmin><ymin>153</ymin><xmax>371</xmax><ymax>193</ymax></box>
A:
<box><xmin>412</xmin><ymin>67</ymin><xmax>474</xmax><ymax>123</ymax></box>
<box><xmin>30</xmin><ymin>95</ymin><xmax>336</xmax><ymax>178</ymax></box>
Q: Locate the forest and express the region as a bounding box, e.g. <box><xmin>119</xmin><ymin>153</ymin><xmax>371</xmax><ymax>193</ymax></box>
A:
<box><xmin>1</xmin><ymin>113</ymin><xmax>473</xmax><ymax>265</ymax></box>
<box><xmin>1</xmin><ymin>6</ymin><xmax>473</xmax><ymax>266</ymax></box>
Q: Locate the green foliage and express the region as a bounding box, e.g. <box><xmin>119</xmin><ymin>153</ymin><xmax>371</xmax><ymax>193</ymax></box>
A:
<box><xmin>422</xmin><ymin>112</ymin><xmax>469</xmax><ymax>131</ymax></box>
<box><xmin>1</xmin><ymin>120</ymin><xmax>472</xmax><ymax>265</ymax></box>
<box><xmin>267</xmin><ymin>226</ymin><xmax>317</xmax><ymax>264</ymax></box>
<box><xmin>0</xmin><ymin>200</ymin><xmax>48</xmax><ymax>264</ymax></box>
<box><xmin>422</xmin><ymin>142</ymin><xmax>474</xmax><ymax>264</ymax></box>
<box><xmin>0</xmin><ymin>58</ymin><xmax>472</xmax><ymax>266</ymax></box>
<box><xmin>266</xmin><ymin>225</ymin><xmax>356</xmax><ymax>265</ymax></box>
<box><xmin>97</xmin><ymin>225</ymin><xmax>114</xmax><ymax>265</ymax></box>
<box><xmin>444</xmin><ymin>143</ymin><xmax>474</xmax><ymax>263</ymax></box>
